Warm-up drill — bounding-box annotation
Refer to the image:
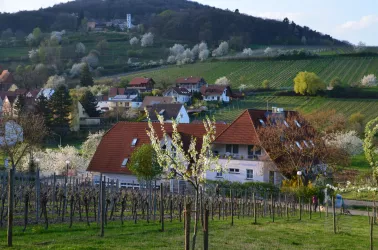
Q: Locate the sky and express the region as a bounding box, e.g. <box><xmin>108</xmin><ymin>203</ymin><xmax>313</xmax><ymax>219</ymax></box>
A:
<box><xmin>0</xmin><ymin>0</ymin><xmax>377</xmax><ymax>45</ymax></box>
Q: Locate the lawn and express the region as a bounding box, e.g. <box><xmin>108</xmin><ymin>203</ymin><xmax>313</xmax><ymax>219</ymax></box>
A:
<box><xmin>0</xmin><ymin>214</ymin><xmax>375</xmax><ymax>249</ymax></box>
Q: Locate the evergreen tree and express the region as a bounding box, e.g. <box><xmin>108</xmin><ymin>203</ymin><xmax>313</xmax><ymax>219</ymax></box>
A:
<box><xmin>14</xmin><ymin>94</ymin><xmax>26</xmax><ymax>116</ymax></box>
<box><xmin>80</xmin><ymin>63</ymin><xmax>94</xmax><ymax>87</ymax></box>
<box><xmin>35</xmin><ymin>94</ymin><xmax>52</xmax><ymax>128</ymax></box>
<box><xmin>49</xmin><ymin>85</ymin><xmax>72</xmax><ymax>132</ymax></box>
<box><xmin>80</xmin><ymin>90</ymin><xmax>100</xmax><ymax>117</ymax></box>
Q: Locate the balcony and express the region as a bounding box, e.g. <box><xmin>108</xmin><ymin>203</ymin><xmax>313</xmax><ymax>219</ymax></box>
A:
<box><xmin>215</xmin><ymin>152</ymin><xmax>261</xmax><ymax>161</ymax></box>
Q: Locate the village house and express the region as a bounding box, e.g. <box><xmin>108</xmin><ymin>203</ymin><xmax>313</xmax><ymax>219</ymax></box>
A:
<box><xmin>87</xmin><ymin>108</ymin><xmax>312</xmax><ymax>187</ymax></box>
<box><xmin>96</xmin><ymin>95</ymin><xmax>109</xmax><ymax>113</ymax></box>
<box><xmin>163</xmin><ymin>87</ymin><xmax>191</xmax><ymax>104</ymax></box>
<box><xmin>128</xmin><ymin>77</ymin><xmax>155</xmax><ymax>92</ymax></box>
<box><xmin>71</xmin><ymin>102</ymin><xmax>101</xmax><ymax>131</ymax></box>
<box><xmin>175</xmin><ymin>77</ymin><xmax>207</xmax><ymax>93</ymax></box>
<box><xmin>200</xmin><ymin>85</ymin><xmax>232</xmax><ymax>103</ymax></box>
<box><xmin>108</xmin><ymin>88</ymin><xmax>142</xmax><ymax>110</ymax></box>
<box><xmin>146</xmin><ymin>103</ymin><xmax>190</xmax><ymax>124</ymax></box>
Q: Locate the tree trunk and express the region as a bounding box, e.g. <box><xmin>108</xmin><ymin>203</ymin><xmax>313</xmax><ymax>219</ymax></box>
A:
<box><xmin>192</xmin><ymin>187</ymin><xmax>199</xmax><ymax>250</ymax></box>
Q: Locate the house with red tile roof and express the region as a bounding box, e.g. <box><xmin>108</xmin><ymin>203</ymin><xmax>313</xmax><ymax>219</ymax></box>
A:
<box><xmin>175</xmin><ymin>77</ymin><xmax>207</xmax><ymax>93</ymax></box>
<box><xmin>87</xmin><ymin>122</ymin><xmax>228</xmax><ymax>187</ymax></box>
<box><xmin>128</xmin><ymin>77</ymin><xmax>155</xmax><ymax>92</ymax></box>
<box><xmin>87</xmin><ymin>108</ymin><xmax>312</xmax><ymax>187</ymax></box>
<box><xmin>200</xmin><ymin>85</ymin><xmax>232</xmax><ymax>103</ymax></box>
<box><xmin>146</xmin><ymin>103</ymin><xmax>190</xmax><ymax>124</ymax></box>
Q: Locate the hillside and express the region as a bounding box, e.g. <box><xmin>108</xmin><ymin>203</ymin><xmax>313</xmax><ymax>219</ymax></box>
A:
<box><xmin>121</xmin><ymin>57</ymin><xmax>378</xmax><ymax>88</ymax></box>
<box><xmin>0</xmin><ymin>0</ymin><xmax>342</xmax><ymax>47</ymax></box>
<box><xmin>196</xmin><ymin>95</ymin><xmax>378</xmax><ymax>124</ymax></box>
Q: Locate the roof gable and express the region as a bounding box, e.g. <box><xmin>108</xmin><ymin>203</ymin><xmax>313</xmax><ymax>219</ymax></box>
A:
<box><xmin>129</xmin><ymin>77</ymin><xmax>154</xmax><ymax>86</ymax></box>
<box><xmin>148</xmin><ymin>103</ymin><xmax>183</xmax><ymax>121</ymax></box>
<box><xmin>140</xmin><ymin>96</ymin><xmax>174</xmax><ymax>109</ymax></box>
<box><xmin>214</xmin><ymin>110</ymin><xmax>260</xmax><ymax>145</ymax></box>
<box><xmin>176</xmin><ymin>77</ymin><xmax>204</xmax><ymax>84</ymax></box>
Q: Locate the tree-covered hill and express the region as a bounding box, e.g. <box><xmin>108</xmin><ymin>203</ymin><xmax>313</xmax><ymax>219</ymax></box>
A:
<box><xmin>0</xmin><ymin>0</ymin><xmax>344</xmax><ymax>47</ymax></box>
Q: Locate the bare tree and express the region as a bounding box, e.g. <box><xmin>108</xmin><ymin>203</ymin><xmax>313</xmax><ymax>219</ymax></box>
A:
<box><xmin>257</xmin><ymin>112</ymin><xmax>349</xmax><ymax>185</ymax></box>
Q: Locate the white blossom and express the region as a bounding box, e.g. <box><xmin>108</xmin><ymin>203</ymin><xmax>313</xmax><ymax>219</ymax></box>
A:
<box><xmin>242</xmin><ymin>48</ymin><xmax>254</xmax><ymax>57</ymax></box>
<box><xmin>199</xmin><ymin>49</ymin><xmax>209</xmax><ymax>61</ymax></box>
<box><xmin>215</xmin><ymin>76</ymin><xmax>230</xmax><ymax>86</ymax></box>
<box><xmin>28</xmin><ymin>49</ymin><xmax>39</xmax><ymax>60</ymax></box>
<box><xmin>75</xmin><ymin>42</ymin><xmax>86</xmax><ymax>55</ymax></box>
<box><xmin>81</xmin><ymin>131</ymin><xmax>104</xmax><ymax>159</ymax></box>
<box><xmin>129</xmin><ymin>36</ymin><xmax>139</xmax><ymax>46</ymax></box>
<box><xmin>141</xmin><ymin>32</ymin><xmax>154</xmax><ymax>47</ymax></box>
<box><xmin>45</xmin><ymin>75</ymin><xmax>66</xmax><ymax>89</ymax></box>
<box><xmin>361</xmin><ymin>74</ymin><xmax>377</xmax><ymax>87</ymax></box>
<box><xmin>325</xmin><ymin>130</ymin><xmax>363</xmax><ymax>156</ymax></box>
<box><xmin>212</xmin><ymin>41</ymin><xmax>229</xmax><ymax>57</ymax></box>
<box><xmin>81</xmin><ymin>52</ymin><xmax>99</xmax><ymax>68</ymax></box>
<box><xmin>70</xmin><ymin>62</ymin><xmax>86</xmax><ymax>77</ymax></box>
<box><xmin>50</xmin><ymin>30</ymin><xmax>66</xmax><ymax>42</ymax></box>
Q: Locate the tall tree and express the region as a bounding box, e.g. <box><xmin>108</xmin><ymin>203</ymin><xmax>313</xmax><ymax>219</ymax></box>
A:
<box><xmin>50</xmin><ymin>85</ymin><xmax>72</xmax><ymax>133</ymax></box>
<box><xmin>80</xmin><ymin>64</ymin><xmax>94</xmax><ymax>87</ymax></box>
<box><xmin>14</xmin><ymin>94</ymin><xmax>26</xmax><ymax>116</ymax></box>
<box><xmin>294</xmin><ymin>72</ymin><xmax>325</xmax><ymax>95</ymax></box>
<box><xmin>35</xmin><ymin>94</ymin><xmax>52</xmax><ymax>128</ymax></box>
<box><xmin>130</xmin><ymin>144</ymin><xmax>162</xmax><ymax>181</ymax></box>
<box><xmin>80</xmin><ymin>90</ymin><xmax>100</xmax><ymax>117</ymax></box>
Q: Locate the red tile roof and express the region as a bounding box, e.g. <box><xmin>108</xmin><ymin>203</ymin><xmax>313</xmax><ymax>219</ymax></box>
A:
<box><xmin>214</xmin><ymin>110</ymin><xmax>260</xmax><ymax>145</ymax></box>
<box><xmin>140</xmin><ymin>96</ymin><xmax>174</xmax><ymax>109</ymax></box>
<box><xmin>87</xmin><ymin>122</ymin><xmax>228</xmax><ymax>175</ymax></box>
<box><xmin>176</xmin><ymin>77</ymin><xmax>204</xmax><ymax>84</ymax></box>
<box><xmin>129</xmin><ymin>77</ymin><xmax>154</xmax><ymax>86</ymax></box>
<box><xmin>200</xmin><ymin>85</ymin><xmax>231</xmax><ymax>96</ymax></box>
<box><xmin>109</xmin><ymin>88</ymin><xmax>125</xmax><ymax>97</ymax></box>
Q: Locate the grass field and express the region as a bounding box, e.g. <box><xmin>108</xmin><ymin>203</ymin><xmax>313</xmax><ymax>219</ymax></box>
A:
<box><xmin>0</xmin><ymin>214</ymin><xmax>375</xmax><ymax>249</ymax></box>
<box><xmin>197</xmin><ymin>95</ymin><xmax>378</xmax><ymax>124</ymax></box>
<box><xmin>122</xmin><ymin>57</ymin><xmax>378</xmax><ymax>89</ymax></box>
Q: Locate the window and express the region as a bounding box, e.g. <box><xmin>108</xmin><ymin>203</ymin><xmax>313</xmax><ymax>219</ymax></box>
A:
<box><xmin>294</xmin><ymin>120</ymin><xmax>301</xmax><ymax>128</ymax></box>
<box><xmin>259</xmin><ymin>119</ymin><xmax>266</xmax><ymax>126</ymax></box>
<box><xmin>228</xmin><ymin>168</ymin><xmax>240</xmax><ymax>174</ymax></box>
<box><xmin>159</xmin><ymin>109</ymin><xmax>165</xmax><ymax>115</ymax></box>
<box><xmin>131</xmin><ymin>138</ymin><xmax>138</xmax><ymax>146</ymax></box>
<box><xmin>248</xmin><ymin>145</ymin><xmax>262</xmax><ymax>158</ymax></box>
<box><xmin>295</xmin><ymin>141</ymin><xmax>302</xmax><ymax>150</ymax></box>
<box><xmin>283</xmin><ymin>120</ymin><xmax>289</xmax><ymax>127</ymax></box>
<box><xmin>226</xmin><ymin>145</ymin><xmax>239</xmax><ymax>155</ymax></box>
<box><xmin>232</xmin><ymin>144</ymin><xmax>239</xmax><ymax>154</ymax></box>
<box><xmin>216</xmin><ymin>171</ymin><xmax>223</xmax><ymax>178</ymax></box>
<box><xmin>121</xmin><ymin>158</ymin><xmax>128</xmax><ymax>167</ymax></box>
<box><xmin>246</xmin><ymin>169</ymin><xmax>253</xmax><ymax>179</ymax></box>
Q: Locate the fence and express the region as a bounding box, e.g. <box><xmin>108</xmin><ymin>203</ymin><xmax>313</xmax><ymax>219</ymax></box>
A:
<box><xmin>0</xmin><ymin>169</ymin><xmax>377</xmax><ymax>249</ymax></box>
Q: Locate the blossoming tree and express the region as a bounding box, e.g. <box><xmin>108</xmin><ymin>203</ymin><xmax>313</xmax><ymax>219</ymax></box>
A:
<box><xmin>146</xmin><ymin>111</ymin><xmax>222</xmax><ymax>250</ymax></box>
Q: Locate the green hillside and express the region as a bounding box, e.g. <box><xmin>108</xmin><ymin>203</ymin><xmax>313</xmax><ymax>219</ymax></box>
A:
<box><xmin>122</xmin><ymin>57</ymin><xmax>378</xmax><ymax>88</ymax></box>
<box><xmin>197</xmin><ymin>95</ymin><xmax>378</xmax><ymax>123</ymax></box>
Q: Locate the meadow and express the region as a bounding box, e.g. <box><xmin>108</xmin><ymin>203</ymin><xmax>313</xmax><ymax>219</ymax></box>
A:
<box><xmin>0</xmin><ymin>214</ymin><xmax>375</xmax><ymax>250</ymax></box>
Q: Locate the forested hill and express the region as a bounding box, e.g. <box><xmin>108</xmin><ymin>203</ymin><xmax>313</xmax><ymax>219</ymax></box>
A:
<box><xmin>0</xmin><ymin>0</ymin><xmax>344</xmax><ymax>46</ymax></box>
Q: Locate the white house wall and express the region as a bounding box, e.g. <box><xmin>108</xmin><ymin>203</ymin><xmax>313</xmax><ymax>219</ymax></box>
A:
<box><xmin>176</xmin><ymin>106</ymin><xmax>190</xmax><ymax>124</ymax></box>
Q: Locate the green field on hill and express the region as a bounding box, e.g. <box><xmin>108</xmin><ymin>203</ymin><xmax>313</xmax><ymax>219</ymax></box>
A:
<box><xmin>196</xmin><ymin>95</ymin><xmax>378</xmax><ymax>123</ymax></box>
<box><xmin>123</xmin><ymin>57</ymin><xmax>378</xmax><ymax>89</ymax></box>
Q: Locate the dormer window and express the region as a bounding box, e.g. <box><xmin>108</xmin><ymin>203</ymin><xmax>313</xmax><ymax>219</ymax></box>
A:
<box><xmin>294</xmin><ymin>120</ymin><xmax>301</xmax><ymax>128</ymax></box>
<box><xmin>121</xmin><ymin>158</ymin><xmax>128</xmax><ymax>167</ymax></box>
<box><xmin>259</xmin><ymin>119</ymin><xmax>266</xmax><ymax>126</ymax></box>
<box><xmin>303</xmin><ymin>140</ymin><xmax>309</xmax><ymax>148</ymax></box>
<box><xmin>295</xmin><ymin>141</ymin><xmax>302</xmax><ymax>150</ymax></box>
<box><xmin>159</xmin><ymin>109</ymin><xmax>165</xmax><ymax>115</ymax></box>
<box><xmin>283</xmin><ymin>120</ymin><xmax>289</xmax><ymax>127</ymax></box>
<box><xmin>131</xmin><ymin>138</ymin><xmax>138</xmax><ymax>147</ymax></box>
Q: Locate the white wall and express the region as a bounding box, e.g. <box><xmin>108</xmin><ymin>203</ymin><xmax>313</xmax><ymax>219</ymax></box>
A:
<box><xmin>97</xmin><ymin>101</ymin><xmax>109</xmax><ymax>112</ymax></box>
<box><xmin>176</xmin><ymin>105</ymin><xmax>190</xmax><ymax>124</ymax></box>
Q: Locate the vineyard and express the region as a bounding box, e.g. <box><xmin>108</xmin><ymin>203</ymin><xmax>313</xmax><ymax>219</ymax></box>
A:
<box><xmin>122</xmin><ymin>57</ymin><xmax>378</xmax><ymax>89</ymax></box>
<box><xmin>195</xmin><ymin>96</ymin><xmax>378</xmax><ymax>123</ymax></box>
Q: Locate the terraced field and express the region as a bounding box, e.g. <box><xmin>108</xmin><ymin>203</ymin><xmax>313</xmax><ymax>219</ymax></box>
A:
<box><xmin>123</xmin><ymin>57</ymin><xmax>378</xmax><ymax>89</ymax></box>
<box><xmin>196</xmin><ymin>96</ymin><xmax>378</xmax><ymax>123</ymax></box>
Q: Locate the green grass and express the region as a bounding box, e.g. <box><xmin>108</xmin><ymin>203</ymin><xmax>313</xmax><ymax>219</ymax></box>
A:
<box><xmin>0</xmin><ymin>214</ymin><xmax>376</xmax><ymax>249</ymax></box>
<box><xmin>349</xmin><ymin>154</ymin><xmax>371</xmax><ymax>173</ymax></box>
<box><xmin>199</xmin><ymin>95</ymin><xmax>378</xmax><ymax>125</ymax></box>
<box><xmin>122</xmin><ymin>57</ymin><xmax>378</xmax><ymax>88</ymax></box>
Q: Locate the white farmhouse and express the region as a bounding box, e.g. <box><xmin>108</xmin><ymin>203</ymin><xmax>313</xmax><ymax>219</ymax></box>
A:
<box><xmin>200</xmin><ymin>85</ymin><xmax>232</xmax><ymax>103</ymax></box>
<box><xmin>163</xmin><ymin>87</ymin><xmax>191</xmax><ymax>104</ymax></box>
<box><xmin>147</xmin><ymin>103</ymin><xmax>190</xmax><ymax>124</ymax></box>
